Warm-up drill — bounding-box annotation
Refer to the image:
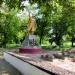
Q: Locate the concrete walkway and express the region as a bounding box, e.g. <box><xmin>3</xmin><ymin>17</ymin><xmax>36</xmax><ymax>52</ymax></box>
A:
<box><xmin>0</xmin><ymin>57</ymin><xmax>22</xmax><ymax>75</ymax></box>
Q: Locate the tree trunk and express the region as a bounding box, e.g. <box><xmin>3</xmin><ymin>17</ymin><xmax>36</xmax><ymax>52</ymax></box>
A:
<box><xmin>72</xmin><ymin>41</ymin><xmax>73</xmax><ymax>47</ymax></box>
<box><xmin>71</xmin><ymin>36</ymin><xmax>74</xmax><ymax>47</ymax></box>
<box><xmin>2</xmin><ymin>33</ymin><xmax>7</xmax><ymax>48</ymax></box>
<box><xmin>39</xmin><ymin>36</ymin><xmax>42</xmax><ymax>45</ymax></box>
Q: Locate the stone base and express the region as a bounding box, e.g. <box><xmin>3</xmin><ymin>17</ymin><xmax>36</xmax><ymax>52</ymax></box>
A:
<box><xmin>4</xmin><ymin>52</ymin><xmax>50</xmax><ymax>75</ymax></box>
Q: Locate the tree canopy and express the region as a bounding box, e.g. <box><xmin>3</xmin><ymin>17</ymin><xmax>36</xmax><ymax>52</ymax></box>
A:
<box><xmin>0</xmin><ymin>0</ymin><xmax>75</xmax><ymax>47</ymax></box>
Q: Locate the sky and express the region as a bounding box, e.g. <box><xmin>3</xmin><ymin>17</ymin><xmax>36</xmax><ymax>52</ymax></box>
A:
<box><xmin>17</xmin><ymin>1</ymin><xmax>39</xmax><ymax>19</ymax></box>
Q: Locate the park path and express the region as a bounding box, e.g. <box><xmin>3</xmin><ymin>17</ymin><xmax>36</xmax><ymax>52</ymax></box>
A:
<box><xmin>0</xmin><ymin>57</ymin><xmax>22</xmax><ymax>75</ymax></box>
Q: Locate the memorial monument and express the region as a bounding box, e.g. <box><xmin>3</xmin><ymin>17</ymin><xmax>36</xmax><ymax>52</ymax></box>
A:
<box><xmin>19</xmin><ymin>13</ymin><xmax>43</xmax><ymax>53</ymax></box>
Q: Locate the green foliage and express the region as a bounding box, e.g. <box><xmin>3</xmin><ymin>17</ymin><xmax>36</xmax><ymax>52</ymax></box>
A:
<box><xmin>0</xmin><ymin>0</ymin><xmax>75</xmax><ymax>48</ymax></box>
<box><xmin>18</xmin><ymin>16</ymin><xmax>29</xmax><ymax>43</ymax></box>
<box><xmin>0</xmin><ymin>0</ymin><xmax>3</xmax><ymax>5</ymax></box>
<box><xmin>29</xmin><ymin>0</ymin><xmax>75</xmax><ymax>46</ymax></box>
<box><xmin>0</xmin><ymin>10</ymin><xmax>21</xmax><ymax>47</ymax></box>
<box><xmin>4</xmin><ymin>0</ymin><xmax>21</xmax><ymax>9</ymax></box>
<box><xmin>36</xmin><ymin>17</ymin><xmax>49</xmax><ymax>44</ymax></box>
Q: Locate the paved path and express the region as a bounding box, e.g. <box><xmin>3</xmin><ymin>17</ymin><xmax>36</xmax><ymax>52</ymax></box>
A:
<box><xmin>0</xmin><ymin>57</ymin><xmax>22</xmax><ymax>75</ymax></box>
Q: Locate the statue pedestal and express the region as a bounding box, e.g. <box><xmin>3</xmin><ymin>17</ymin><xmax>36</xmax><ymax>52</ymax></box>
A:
<box><xmin>19</xmin><ymin>47</ymin><xmax>43</xmax><ymax>54</ymax></box>
<box><xmin>19</xmin><ymin>35</ymin><xmax>43</xmax><ymax>54</ymax></box>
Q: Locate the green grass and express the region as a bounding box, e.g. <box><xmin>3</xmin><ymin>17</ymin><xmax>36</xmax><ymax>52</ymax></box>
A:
<box><xmin>6</xmin><ymin>44</ymin><xmax>21</xmax><ymax>48</ymax></box>
<box><xmin>63</xmin><ymin>41</ymin><xmax>72</xmax><ymax>47</ymax></box>
<box><xmin>41</xmin><ymin>41</ymin><xmax>75</xmax><ymax>51</ymax></box>
<box><xmin>1</xmin><ymin>41</ymin><xmax>75</xmax><ymax>51</ymax></box>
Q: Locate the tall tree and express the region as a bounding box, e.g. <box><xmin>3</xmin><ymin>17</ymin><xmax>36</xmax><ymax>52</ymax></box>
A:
<box><xmin>0</xmin><ymin>10</ymin><xmax>21</xmax><ymax>47</ymax></box>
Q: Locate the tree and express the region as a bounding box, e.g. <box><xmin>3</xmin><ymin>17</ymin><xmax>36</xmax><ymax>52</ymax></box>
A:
<box><xmin>1</xmin><ymin>0</ymin><xmax>75</xmax><ymax>48</ymax></box>
<box><xmin>60</xmin><ymin>0</ymin><xmax>75</xmax><ymax>47</ymax></box>
<box><xmin>36</xmin><ymin>16</ymin><xmax>49</xmax><ymax>44</ymax></box>
<box><xmin>0</xmin><ymin>0</ymin><xmax>21</xmax><ymax>9</ymax></box>
<box><xmin>29</xmin><ymin>0</ymin><xmax>75</xmax><ymax>46</ymax></box>
<box><xmin>0</xmin><ymin>10</ymin><xmax>21</xmax><ymax>47</ymax></box>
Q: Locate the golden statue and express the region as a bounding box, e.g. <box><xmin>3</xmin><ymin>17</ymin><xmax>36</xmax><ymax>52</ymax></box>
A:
<box><xmin>28</xmin><ymin>13</ymin><xmax>36</xmax><ymax>35</ymax></box>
